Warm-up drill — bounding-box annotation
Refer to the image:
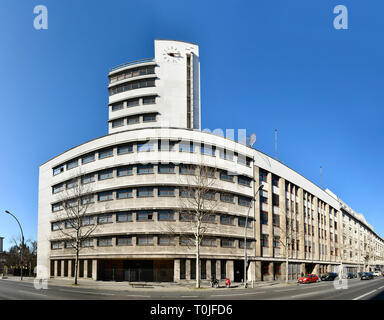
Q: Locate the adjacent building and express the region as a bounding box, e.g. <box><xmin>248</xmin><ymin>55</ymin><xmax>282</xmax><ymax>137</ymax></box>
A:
<box><xmin>37</xmin><ymin>39</ymin><xmax>384</xmax><ymax>282</ymax></box>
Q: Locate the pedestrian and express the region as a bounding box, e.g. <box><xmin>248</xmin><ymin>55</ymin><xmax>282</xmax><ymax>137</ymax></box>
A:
<box><xmin>225</xmin><ymin>277</ymin><xmax>230</xmax><ymax>288</ymax></box>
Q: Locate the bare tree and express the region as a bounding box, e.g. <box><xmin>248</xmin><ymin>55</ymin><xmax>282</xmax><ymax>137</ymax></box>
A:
<box><xmin>55</xmin><ymin>171</ymin><xmax>98</xmax><ymax>285</ymax></box>
<box><xmin>167</xmin><ymin>164</ymin><xmax>218</xmax><ymax>288</ymax></box>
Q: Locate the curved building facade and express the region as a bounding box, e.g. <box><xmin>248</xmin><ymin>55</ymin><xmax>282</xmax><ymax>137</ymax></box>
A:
<box><xmin>37</xmin><ymin>40</ymin><xmax>384</xmax><ymax>282</ymax></box>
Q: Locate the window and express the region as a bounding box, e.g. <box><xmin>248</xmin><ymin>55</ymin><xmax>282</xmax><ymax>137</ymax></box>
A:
<box><xmin>99</xmin><ymin>148</ymin><xmax>113</xmax><ymax>159</ymax></box>
<box><xmin>158</xmin><ymin>235</ymin><xmax>174</xmax><ymax>246</ymax></box>
<box><xmin>98</xmin><ymin>191</ymin><xmax>113</xmax><ymax>201</ymax></box>
<box><xmin>220</xmin><ymin>214</ymin><xmax>234</xmax><ymax>225</ymax></box>
<box><xmin>158</xmin><ymin>163</ymin><xmax>175</xmax><ymax>173</ymax></box>
<box><xmin>260</xmin><ymin>196</ymin><xmax>268</xmax><ymax>204</ymax></box>
<box><xmin>81</xmin><ymin>216</ymin><xmax>94</xmax><ymax>226</ymax></box>
<box><xmin>98</xmin><ymin>237</ymin><xmax>112</xmax><ymax>247</ymax></box>
<box><xmin>202</xmin><ymin>214</ymin><xmax>216</xmax><ymax>223</ymax></box>
<box><xmin>116</xmin><ymin>211</ymin><xmax>133</xmax><ymax>222</ymax></box>
<box><xmin>82</xmin><ymin>153</ymin><xmax>95</xmax><ymax>164</ymax></box>
<box><xmin>273</xmin><ymin>214</ymin><xmax>280</xmax><ymax>227</ymax></box>
<box><xmin>272</xmin><ymin>176</ymin><xmax>279</xmax><ymax>187</ymax></box>
<box><xmin>81</xmin><ymin>239</ymin><xmax>94</xmax><ymax>247</ymax></box>
<box><xmin>117</xmin><ymin>144</ymin><xmax>133</xmax><ymax>155</ymax></box>
<box><xmin>238</xmin><ymin>196</ymin><xmax>251</xmax><ymax>207</ymax></box>
<box><xmin>117</xmin><ymin>166</ymin><xmax>133</xmax><ymax>177</ymax></box>
<box><xmin>52</xmin><ymin>202</ymin><xmax>63</xmax><ymax>212</ymax></box>
<box><xmin>137</xmin><ymin>187</ymin><xmax>154</xmax><ymax>197</ymax></box>
<box><xmin>220</xmin><ymin>171</ymin><xmax>234</xmax><ymax>182</ymax></box>
<box><xmin>201</xmin><ymin>237</ymin><xmax>217</xmax><ymax>247</ymax></box>
<box><xmin>137</xmin><ymin>235</ymin><xmax>153</xmax><ymax>246</ymax></box>
<box><xmin>137</xmin><ymin>211</ymin><xmax>153</xmax><ymax>221</ymax></box>
<box><xmin>127</xmin><ymin>99</ymin><xmax>139</xmax><ymax>107</ymax></box>
<box><xmin>82</xmin><ymin>173</ymin><xmax>95</xmax><ymax>184</ymax></box>
<box><xmin>158</xmin><ymin>210</ymin><xmax>174</xmax><ymax>221</ymax></box>
<box><xmin>221</xmin><ymin>238</ymin><xmax>234</xmax><ymax>248</ymax></box>
<box><xmin>51</xmin><ymin>242</ymin><xmax>62</xmax><ymax>250</ymax></box>
<box><xmin>238</xmin><ymin>217</ymin><xmax>252</xmax><ymax>228</ymax></box>
<box><xmin>137</xmin><ymin>164</ymin><xmax>154</xmax><ymax>174</ymax></box>
<box><xmin>66</xmin><ymin>179</ymin><xmax>77</xmax><ymax>189</ymax></box>
<box><xmin>51</xmin><ymin>222</ymin><xmax>62</xmax><ymax>231</ymax></box>
<box><xmin>53</xmin><ymin>165</ymin><xmax>64</xmax><ymax>176</ymax></box>
<box><xmin>219</xmin><ymin>149</ymin><xmax>234</xmax><ymax>161</ymax></box>
<box><xmin>143</xmin><ymin>113</ymin><xmax>156</xmax><ymax>122</ymax></box>
<box><xmin>179</xmin><ymin>236</ymin><xmax>193</xmax><ymax>246</ymax></box>
<box><xmin>200</xmin><ymin>144</ymin><xmax>215</xmax><ymax>156</ymax></box>
<box><xmin>261</xmin><ymin>234</ymin><xmax>269</xmax><ymax>247</ymax></box>
<box><xmin>237</xmin><ymin>155</ymin><xmax>251</xmax><ymax>166</ymax></box>
<box><xmin>127</xmin><ymin>115</ymin><xmax>139</xmax><ymax>124</ymax></box>
<box><xmin>111</xmin><ymin>102</ymin><xmax>124</xmax><ymax>111</ymax></box>
<box><xmin>116</xmin><ymin>189</ymin><xmax>133</xmax><ymax>199</ymax></box>
<box><xmin>109</xmin><ymin>78</ymin><xmax>156</xmax><ymax>96</ymax></box>
<box><xmin>158</xmin><ymin>140</ymin><xmax>177</xmax><ymax>152</ymax></box>
<box><xmin>220</xmin><ymin>193</ymin><xmax>234</xmax><ymax>203</ymax></box>
<box><xmin>81</xmin><ymin>195</ymin><xmax>94</xmax><ymax>205</ymax></box>
<box><xmin>180</xmin><ymin>189</ymin><xmax>195</xmax><ymax>198</ymax></box>
<box><xmin>273</xmin><ymin>236</ymin><xmax>280</xmax><ymax>248</ymax></box>
<box><xmin>66</xmin><ymin>159</ymin><xmax>78</xmax><ymax>170</ymax></box>
<box><xmin>52</xmin><ymin>183</ymin><xmax>64</xmax><ymax>194</ymax></box>
<box><xmin>179</xmin><ymin>164</ymin><xmax>195</xmax><ymax>175</ymax></box>
<box><xmin>239</xmin><ymin>240</ymin><xmax>252</xmax><ymax>249</ymax></box>
<box><xmin>143</xmin><ymin>96</ymin><xmax>156</xmax><ymax>105</ymax></box>
<box><xmin>202</xmin><ymin>191</ymin><xmax>216</xmax><ymax>200</ymax></box>
<box><xmin>137</xmin><ymin>141</ymin><xmax>154</xmax><ymax>152</ymax></box>
<box><xmin>261</xmin><ymin>211</ymin><xmax>268</xmax><ymax>225</ymax></box>
<box><xmin>259</xmin><ymin>170</ymin><xmax>267</xmax><ymax>182</ymax></box>
<box><xmin>112</xmin><ymin>118</ymin><xmax>124</xmax><ymax>128</ymax></box>
<box><xmin>98</xmin><ymin>169</ymin><xmax>113</xmax><ymax>180</ymax></box>
<box><xmin>117</xmin><ymin>236</ymin><xmax>132</xmax><ymax>246</ymax></box>
<box><xmin>238</xmin><ymin>176</ymin><xmax>251</xmax><ymax>187</ymax></box>
<box><xmin>158</xmin><ymin>187</ymin><xmax>175</xmax><ymax>197</ymax></box>
<box><xmin>97</xmin><ymin>214</ymin><xmax>113</xmax><ymax>224</ymax></box>
<box><xmin>179</xmin><ymin>141</ymin><xmax>194</xmax><ymax>153</ymax></box>
<box><xmin>65</xmin><ymin>240</ymin><xmax>75</xmax><ymax>249</ymax></box>
<box><xmin>179</xmin><ymin>212</ymin><xmax>195</xmax><ymax>221</ymax></box>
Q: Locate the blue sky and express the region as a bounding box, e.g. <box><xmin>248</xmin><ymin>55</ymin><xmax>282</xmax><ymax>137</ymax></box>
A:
<box><xmin>0</xmin><ymin>0</ymin><xmax>383</xmax><ymax>250</ymax></box>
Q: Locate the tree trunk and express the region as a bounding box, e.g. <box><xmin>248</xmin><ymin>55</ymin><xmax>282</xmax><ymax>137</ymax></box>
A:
<box><xmin>196</xmin><ymin>238</ymin><xmax>200</xmax><ymax>289</ymax></box>
<box><xmin>74</xmin><ymin>249</ymin><xmax>79</xmax><ymax>285</ymax></box>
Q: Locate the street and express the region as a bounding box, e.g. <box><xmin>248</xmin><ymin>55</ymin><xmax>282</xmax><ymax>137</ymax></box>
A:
<box><xmin>0</xmin><ymin>277</ymin><xmax>383</xmax><ymax>300</ymax></box>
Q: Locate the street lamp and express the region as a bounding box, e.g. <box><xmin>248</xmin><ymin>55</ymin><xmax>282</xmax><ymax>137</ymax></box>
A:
<box><xmin>243</xmin><ymin>183</ymin><xmax>264</xmax><ymax>288</ymax></box>
<box><xmin>5</xmin><ymin>210</ymin><xmax>25</xmax><ymax>280</ymax></box>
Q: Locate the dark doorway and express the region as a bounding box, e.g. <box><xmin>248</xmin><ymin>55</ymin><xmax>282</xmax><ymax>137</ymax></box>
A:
<box><xmin>123</xmin><ymin>260</ymin><xmax>154</xmax><ymax>282</ymax></box>
<box><xmin>234</xmin><ymin>260</ymin><xmax>245</xmax><ymax>282</ymax></box>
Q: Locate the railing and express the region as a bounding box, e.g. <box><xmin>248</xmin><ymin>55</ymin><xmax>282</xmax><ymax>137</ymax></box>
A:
<box><xmin>110</xmin><ymin>58</ymin><xmax>154</xmax><ymax>73</ymax></box>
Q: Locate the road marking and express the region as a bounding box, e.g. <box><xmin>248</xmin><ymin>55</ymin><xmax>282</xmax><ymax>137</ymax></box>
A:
<box><xmin>59</xmin><ymin>289</ymin><xmax>115</xmax><ymax>296</ymax></box>
<box><xmin>378</xmin><ymin>285</ymin><xmax>384</xmax><ymax>290</ymax></box>
<box><xmin>126</xmin><ymin>294</ymin><xmax>151</xmax><ymax>298</ymax></box>
<box><xmin>352</xmin><ymin>290</ymin><xmax>377</xmax><ymax>300</ymax></box>
<box><xmin>181</xmin><ymin>295</ymin><xmax>198</xmax><ymax>298</ymax></box>
<box><xmin>274</xmin><ymin>289</ymin><xmax>296</xmax><ymax>292</ymax></box>
<box><xmin>18</xmin><ymin>290</ymin><xmax>48</xmax><ymax>297</ymax></box>
<box><xmin>211</xmin><ymin>291</ymin><xmax>265</xmax><ymax>297</ymax></box>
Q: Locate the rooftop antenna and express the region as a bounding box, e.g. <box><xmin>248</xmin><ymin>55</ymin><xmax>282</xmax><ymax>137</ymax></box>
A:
<box><xmin>275</xmin><ymin>129</ymin><xmax>278</xmax><ymax>160</ymax></box>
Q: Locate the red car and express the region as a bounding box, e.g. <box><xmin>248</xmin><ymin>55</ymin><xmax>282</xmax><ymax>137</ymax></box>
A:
<box><xmin>297</xmin><ymin>274</ymin><xmax>319</xmax><ymax>284</ymax></box>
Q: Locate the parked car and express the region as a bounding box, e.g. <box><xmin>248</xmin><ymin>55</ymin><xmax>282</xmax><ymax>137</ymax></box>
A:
<box><xmin>358</xmin><ymin>272</ymin><xmax>364</xmax><ymax>278</ymax></box>
<box><xmin>360</xmin><ymin>272</ymin><xmax>374</xmax><ymax>280</ymax></box>
<box><xmin>347</xmin><ymin>272</ymin><xmax>357</xmax><ymax>279</ymax></box>
<box><xmin>320</xmin><ymin>272</ymin><xmax>338</xmax><ymax>281</ymax></box>
<box><xmin>373</xmin><ymin>271</ymin><xmax>381</xmax><ymax>277</ymax></box>
<box><xmin>298</xmin><ymin>274</ymin><xmax>319</xmax><ymax>284</ymax></box>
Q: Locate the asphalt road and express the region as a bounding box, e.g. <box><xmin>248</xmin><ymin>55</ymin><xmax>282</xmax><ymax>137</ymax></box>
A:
<box><xmin>0</xmin><ymin>277</ymin><xmax>384</xmax><ymax>300</ymax></box>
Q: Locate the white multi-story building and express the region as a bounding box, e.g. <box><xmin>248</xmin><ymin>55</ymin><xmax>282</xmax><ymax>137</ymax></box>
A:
<box><xmin>37</xmin><ymin>39</ymin><xmax>384</xmax><ymax>282</ymax></box>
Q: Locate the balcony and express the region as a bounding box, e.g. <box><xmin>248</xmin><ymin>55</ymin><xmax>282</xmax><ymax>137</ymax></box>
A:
<box><xmin>110</xmin><ymin>58</ymin><xmax>154</xmax><ymax>73</ymax></box>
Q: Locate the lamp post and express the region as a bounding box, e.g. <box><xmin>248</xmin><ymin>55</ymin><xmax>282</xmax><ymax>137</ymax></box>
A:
<box><xmin>243</xmin><ymin>183</ymin><xmax>263</xmax><ymax>288</ymax></box>
<box><xmin>5</xmin><ymin>210</ymin><xmax>25</xmax><ymax>280</ymax></box>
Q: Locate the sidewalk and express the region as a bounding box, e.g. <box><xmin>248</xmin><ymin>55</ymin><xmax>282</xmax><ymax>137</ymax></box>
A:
<box><xmin>1</xmin><ymin>276</ymin><xmax>298</xmax><ymax>292</ymax></box>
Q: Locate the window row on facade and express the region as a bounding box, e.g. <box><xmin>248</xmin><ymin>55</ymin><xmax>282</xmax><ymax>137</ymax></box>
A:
<box><xmin>109</xmin><ymin>77</ymin><xmax>156</xmax><ymax>96</ymax></box>
<box><xmin>51</xmin><ymin>234</ymin><xmax>254</xmax><ymax>249</ymax></box>
<box><xmin>52</xmin><ymin>140</ymin><xmax>252</xmax><ymax>176</ymax></box>
<box><xmin>110</xmin><ymin>96</ymin><xmax>157</xmax><ymax>112</ymax></box>
<box><xmin>51</xmin><ymin>186</ymin><xmax>252</xmax><ymax>212</ymax></box>
<box><xmin>110</xmin><ymin>113</ymin><xmax>158</xmax><ymax>128</ymax></box>
<box><xmin>51</xmin><ymin>210</ymin><xmax>254</xmax><ymax>231</ymax></box>
<box><xmin>52</xmin><ymin>163</ymin><xmax>252</xmax><ymax>194</ymax></box>
<box><xmin>109</xmin><ymin>65</ymin><xmax>155</xmax><ymax>84</ymax></box>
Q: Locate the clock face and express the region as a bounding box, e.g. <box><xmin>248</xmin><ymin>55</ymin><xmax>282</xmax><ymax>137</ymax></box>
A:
<box><xmin>162</xmin><ymin>46</ymin><xmax>183</xmax><ymax>63</ymax></box>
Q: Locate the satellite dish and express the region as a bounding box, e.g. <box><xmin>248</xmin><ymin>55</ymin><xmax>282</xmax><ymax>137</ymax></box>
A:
<box><xmin>248</xmin><ymin>133</ymin><xmax>257</xmax><ymax>147</ymax></box>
